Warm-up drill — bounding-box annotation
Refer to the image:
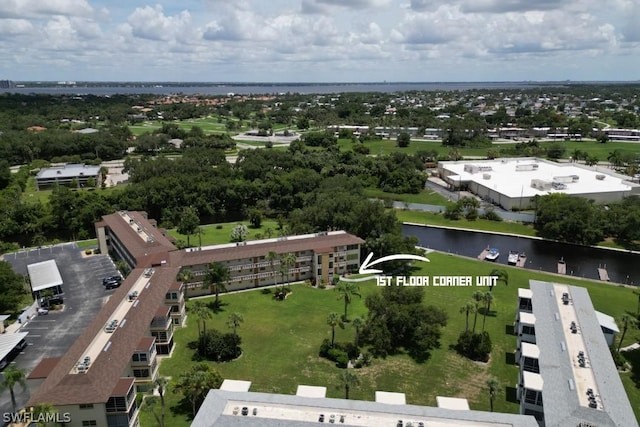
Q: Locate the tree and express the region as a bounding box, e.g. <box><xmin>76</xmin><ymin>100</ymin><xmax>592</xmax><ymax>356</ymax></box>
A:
<box><xmin>266</xmin><ymin>251</ymin><xmax>279</xmax><ymax>287</ymax></box>
<box><xmin>586</xmin><ymin>155</ymin><xmax>599</xmax><ymax>166</ymax></box>
<box><xmin>30</xmin><ymin>402</ymin><xmax>57</xmax><ymax>427</ymax></box>
<box><xmin>633</xmin><ymin>289</ymin><xmax>640</xmax><ymax>316</ymax></box>
<box><xmin>351</xmin><ymin>317</ymin><xmax>364</xmax><ymax>348</ymax></box>
<box><xmin>173</xmin><ymin>363</ymin><xmax>223</xmax><ymax>417</ymax></box>
<box><xmin>460</xmin><ymin>301</ymin><xmax>475</xmax><ymax>333</ymax></box>
<box><xmin>472</xmin><ymin>291</ymin><xmax>484</xmax><ymax>333</ymax></box>
<box><xmin>339</xmin><ymin>370</ymin><xmax>359</xmax><ymax>400</ymax></box>
<box><xmin>617</xmin><ymin>314</ymin><xmax>637</xmax><ymax>353</ymax></box>
<box><xmin>0</xmin><ymin>366</ymin><xmax>27</xmax><ymax>412</ymax></box>
<box><xmin>230</xmin><ymin>224</ymin><xmax>248</xmax><ymax>242</ymax></box>
<box><xmin>335</xmin><ymin>282</ymin><xmax>361</xmax><ymax>322</ymax></box>
<box><xmin>481</xmin><ymin>292</ymin><xmax>494</xmax><ymax>333</ymax></box>
<box><xmin>327</xmin><ymin>312</ymin><xmax>343</xmax><ymax>347</ymax></box>
<box><xmin>396</xmin><ymin>132</ymin><xmax>411</xmax><ymax>148</ymax></box>
<box><xmin>191</xmin><ymin>301</ymin><xmax>211</xmax><ymax>337</ymax></box>
<box><xmin>489</xmin><ymin>269</ymin><xmax>508</xmax><ymax>291</ymax></box>
<box><xmin>279</xmin><ymin>252</ymin><xmax>297</xmax><ymax>287</ymax></box>
<box><xmin>486</xmin><ymin>378</ymin><xmax>500</xmax><ymax>412</ymax></box>
<box><xmin>154</xmin><ymin>376</ymin><xmax>169</xmax><ymax>427</ymax></box>
<box><xmin>204</xmin><ymin>262</ymin><xmax>230</xmax><ymax>308</ymax></box>
<box><xmin>177</xmin><ymin>268</ymin><xmax>193</xmax><ymax>284</ymax></box>
<box><xmin>248</xmin><ymin>208</ymin><xmax>262</xmax><ymax>228</ymax></box>
<box><xmin>226</xmin><ymin>312</ymin><xmax>244</xmax><ymax>340</ymax></box>
<box><xmin>141</xmin><ymin>396</ymin><xmax>163</xmax><ymax>427</ymax></box>
<box><xmin>177</xmin><ymin>206</ymin><xmax>199</xmax><ymax>248</ymax></box>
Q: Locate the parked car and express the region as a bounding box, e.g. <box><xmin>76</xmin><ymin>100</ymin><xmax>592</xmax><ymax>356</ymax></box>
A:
<box><xmin>38</xmin><ymin>308</ymin><xmax>49</xmax><ymax>315</ymax></box>
<box><xmin>103</xmin><ymin>275</ymin><xmax>123</xmax><ymax>290</ymax></box>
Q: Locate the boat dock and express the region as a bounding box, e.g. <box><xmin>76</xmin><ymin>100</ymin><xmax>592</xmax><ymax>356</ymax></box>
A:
<box><xmin>516</xmin><ymin>254</ymin><xmax>527</xmax><ymax>267</ymax></box>
<box><xmin>558</xmin><ymin>258</ymin><xmax>566</xmax><ymax>275</ymax></box>
<box><xmin>478</xmin><ymin>247</ymin><xmax>490</xmax><ymax>260</ymax></box>
<box><xmin>598</xmin><ymin>264</ymin><xmax>610</xmax><ymax>281</ymax></box>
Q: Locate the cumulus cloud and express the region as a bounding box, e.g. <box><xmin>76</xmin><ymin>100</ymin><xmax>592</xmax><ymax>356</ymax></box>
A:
<box><xmin>0</xmin><ymin>0</ymin><xmax>94</xmax><ymax>18</ymax></box>
<box><xmin>125</xmin><ymin>5</ymin><xmax>196</xmax><ymax>43</ymax></box>
<box><xmin>302</xmin><ymin>0</ymin><xmax>390</xmax><ymax>14</ymax></box>
<box><xmin>0</xmin><ymin>19</ymin><xmax>34</xmax><ymax>37</ymax></box>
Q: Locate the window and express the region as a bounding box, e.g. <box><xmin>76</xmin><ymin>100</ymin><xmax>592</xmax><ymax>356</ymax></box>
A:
<box><xmin>132</xmin><ymin>352</ymin><xmax>148</xmax><ymax>362</ymax></box>
<box><xmin>82</xmin><ymin>421</ymin><xmax>97</xmax><ymax>426</ymax></box>
<box><xmin>524</xmin><ymin>389</ymin><xmax>543</xmax><ymax>406</ymax></box>
<box><xmin>79</xmin><ymin>404</ymin><xmax>94</xmax><ymax>409</ymax></box>
<box><xmin>133</xmin><ymin>369</ymin><xmax>150</xmax><ymax>378</ymax></box>
<box><xmin>521</xmin><ymin>325</ymin><xmax>536</xmax><ymax>336</ymax></box>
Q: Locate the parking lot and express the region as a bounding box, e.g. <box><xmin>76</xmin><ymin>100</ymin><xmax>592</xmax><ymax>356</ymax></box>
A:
<box><xmin>0</xmin><ymin>242</ymin><xmax>120</xmax><ymax>419</ymax></box>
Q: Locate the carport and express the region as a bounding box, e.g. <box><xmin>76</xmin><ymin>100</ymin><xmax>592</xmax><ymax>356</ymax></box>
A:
<box><xmin>27</xmin><ymin>259</ymin><xmax>63</xmax><ymax>300</ymax></box>
<box><xmin>0</xmin><ymin>332</ymin><xmax>29</xmax><ymax>367</ymax></box>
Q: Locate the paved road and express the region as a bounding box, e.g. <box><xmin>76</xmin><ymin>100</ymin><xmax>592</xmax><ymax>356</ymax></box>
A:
<box><xmin>0</xmin><ymin>243</ymin><xmax>119</xmax><ymax>421</ymax></box>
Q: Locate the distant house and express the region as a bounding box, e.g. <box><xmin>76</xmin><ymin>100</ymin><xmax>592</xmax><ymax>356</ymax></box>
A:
<box><xmin>35</xmin><ymin>163</ymin><xmax>102</xmax><ymax>190</ymax></box>
<box><xmin>76</xmin><ymin>127</ymin><xmax>99</xmax><ymax>135</ymax></box>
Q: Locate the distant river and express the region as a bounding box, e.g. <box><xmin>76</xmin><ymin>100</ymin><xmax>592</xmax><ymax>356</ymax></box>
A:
<box><xmin>0</xmin><ymin>82</ymin><xmax>543</xmax><ymax>96</ymax></box>
<box><xmin>402</xmin><ymin>224</ymin><xmax>640</xmax><ymax>285</ymax></box>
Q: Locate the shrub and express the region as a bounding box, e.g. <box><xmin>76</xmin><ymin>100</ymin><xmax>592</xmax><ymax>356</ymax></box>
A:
<box><xmin>198</xmin><ymin>329</ymin><xmax>242</xmax><ymax>362</ymax></box>
<box><xmin>216</xmin><ymin>224</ymin><xmax>223</xmax><ymax>229</ymax></box>
<box><xmin>455</xmin><ymin>331</ymin><xmax>492</xmax><ymax>362</ymax></box>
<box><xmin>85</xmin><ymin>249</ymin><xmax>92</xmax><ymax>255</ymax></box>
<box><xmin>480</xmin><ymin>209</ymin><xmax>503</xmax><ymax>222</ymax></box>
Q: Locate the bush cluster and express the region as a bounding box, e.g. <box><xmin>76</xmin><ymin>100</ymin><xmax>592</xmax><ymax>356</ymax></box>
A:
<box><xmin>319</xmin><ymin>339</ymin><xmax>360</xmax><ymax>368</ymax></box>
<box><xmin>198</xmin><ymin>330</ymin><xmax>242</xmax><ymax>362</ymax></box>
<box><xmin>455</xmin><ymin>331</ymin><xmax>492</xmax><ymax>362</ymax></box>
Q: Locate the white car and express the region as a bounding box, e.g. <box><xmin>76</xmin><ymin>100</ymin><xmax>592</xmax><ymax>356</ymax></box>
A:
<box><xmin>38</xmin><ymin>308</ymin><xmax>49</xmax><ymax>315</ymax></box>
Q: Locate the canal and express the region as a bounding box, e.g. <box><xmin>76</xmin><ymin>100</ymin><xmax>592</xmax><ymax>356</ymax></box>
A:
<box><xmin>402</xmin><ymin>223</ymin><xmax>640</xmax><ymax>285</ymax></box>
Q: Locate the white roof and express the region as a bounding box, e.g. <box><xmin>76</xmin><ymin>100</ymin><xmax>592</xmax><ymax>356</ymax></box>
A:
<box><xmin>518</xmin><ymin>288</ymin><xmax>532</xmax><ymax>299</ymax></box>
<box><xmin>521</xmin><ymin>342</ymin><xmax>540</xmax><ymax>359</ymax></box>
<box><xmin>439</xmin><ymin>158</ymin><xmax>638</xmax><ymax>198</ymax></box>
<box><xmin>36</xmin><ymin>164</ymin><xmax>100</xmax><ymax>180</ymax></box>
<box><xmin>436</xmin><ymin>396</ymin><xmax>470</xmax><ymax>410</ymax></box>
<box><xmin>0</xmin><ymin>332</ymin><xmax>28</xmax><ymax>361</ymax></box>
<box><xmin>296</xmin><ymin>385</ymin><xmax>327</xmax><ymax>398</ymax></box>
<box><xmin>220</xmin><ymin>379</ymin><xmax>252</xmax><ymax>392</ymax></box>
<box><xmin>522</xmin><ymin>371</ymin><xmax>544</xmax><ymax>391</ymax></box>
<box><xmin>374</xmin><ymin>391</ymin><xmax>406</xmax><ymax>405</ymax></box>
<box><xmin>595</xmin><ymin>310</ymin><xmax>619</xmax><ymax>333</ymax></box>
<box><xmin>27</xmin><ymin>260</ymin><xmax>63</xmax><ymax>292</ymax></box>
<box><xmin>519</xmin><ymin>312</ymin><xmax>536</xmax><ymax>325</ymax></box>
<box><xmin>0</xmin><ymin>315</ymin><xmax>10</xmax><ymax>323</ymax></box>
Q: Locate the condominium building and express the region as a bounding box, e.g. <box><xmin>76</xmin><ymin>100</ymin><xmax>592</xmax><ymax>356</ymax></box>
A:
<box><xmin>26</xmin><ymin>211</ymin><xmax>364</xmax><ymax>426</ymax></box>
<box><xmin>514</xmin><ymin>280</ymin><xmax>637</xmax><ymax>426</ymax></box>
<box><xmin>35</xmin><ymin>164</ymin><xmax>102</xmax><ymax>190</ymax></box>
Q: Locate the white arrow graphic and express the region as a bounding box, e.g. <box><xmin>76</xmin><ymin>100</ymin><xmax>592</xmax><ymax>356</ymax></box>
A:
<box><xmin>359</xmin><ymin>252</ymin><xmax>430</xmax><ymax>275</ymax></box>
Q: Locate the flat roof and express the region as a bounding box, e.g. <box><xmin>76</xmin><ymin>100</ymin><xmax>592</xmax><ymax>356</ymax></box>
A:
<box><xmin>436</xmin><ymin>396</ymin><xmax>470</xmax><ymax>410</ymax></box>
<box><xmin>221</xmin><ymin>380</ymin><xmax>252</xmax><ymax>393</ymax></box>
<box><xmin>517</xmin><ymin>288</ymin><xmax>532</xmax><ymax>299</ymax></box>
<box><xmin>521</xmin><ymin>342</ymin><xmax>540</xmax><ymax>359</ymax></box>
<box><xmin>440</xmin><ymin>158</ymin><xmax>639</xmax><ymax>198</ymax></box>
<box><xmin>519</xmin><ymin>312</ymin><xmax>536</xmax><ymax>325</ymax></box>
<box><xmin>522</xmin><ymin>371</ymin><xmax>543</xmax><ymax>392</ymax></box>
<box><xmin>192</xmin><ymin>389</ymin><xmax>539</xmax><ymax>427</ymax></box>
<box><xmin>0</xmin><ymin>332</ymin><xmax>28</xmax><ymax>362</ymax></box>
<box><xmin>27</xmin><ymin>259</ymin><xmax>63</xmax><ymax>292</ymax></box>
<box><xmin>375</xmin><ymin>391</ymin><xmax>406</xmax><ymax>405</ymax></box>
<box><xmin>36</xmin><ymin>164</ymin><xmax>100</xmax><ymax>180</ymax></box>
<box><xmin>528</xmin><ymin>280</ymin><xmax>638</xmax><ymax>426</ymax></box>
<box><xmin>296</xmin><ymin>385</ymin><xmax>327</xmax><ymax>398</ymax></box>
<box><xmin>595</xmin><ymin>310</ymin><xmax>619</xmax><ymax>333</ymax></box>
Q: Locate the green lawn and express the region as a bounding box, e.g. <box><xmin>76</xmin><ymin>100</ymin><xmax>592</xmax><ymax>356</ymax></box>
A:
<box><xmin>394</xmin><ymin>209</ymin><xmax>538</xmax><ymax>237</ymax></box>
<box><xmin>166</xmin><ymin>220</ymin><xmax>280</xmax><ymax>246</ymax></box>
<box><xmin>364</xmin><ymin>187</ymin><xmax>449</xmax><ymax>205</ymax></box>
<box><xmin>129</xmin><ymin>116</ymin><xmax>244</xmax><ymax>136</ymax></box>
<box><xmin>21</xmin><ymin>177</ymin><xmax>125</xmax><ymax>204</ymax></box>
<box><xmin>142</xmin><ymin>252</ymin><xmax>640</xmax><ymax>427</ymax></box>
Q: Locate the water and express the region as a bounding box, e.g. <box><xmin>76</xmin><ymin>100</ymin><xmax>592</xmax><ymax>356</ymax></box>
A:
<box><xmin>402</xmin><ymin>224</ymin><xmax>640</xmax><ymax>285</ymax></box>
<box><xmin>0</xmin><ymin>81</ymin><xmax>541</xmax><ymax>96</ymax></box>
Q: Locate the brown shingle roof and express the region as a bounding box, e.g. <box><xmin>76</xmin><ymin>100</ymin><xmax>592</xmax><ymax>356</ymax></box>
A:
<box><xmin>27</xmin><ymin>357</ymin><xmax>61</xmax><ymax>380</ymax></box>
<box><xmin>27</xmin><ymin>266</ymin><xmax>180</xmax><ymax>406</ymax></box>
<box><xmin>100</xmin><ymin>211</ymin><xmax>176</xmax><ymax>267</ymax></box>
<box><xmin>171</xmin><ymin>232</ymin><xmax>365</xmax><ymax>267</ymax></box>
<box><xmin>111</xmin><ymin>378</ymin><xmax>135</xmax><ymax>397</ymax></box>
<box><xmin>135</xmin><ymin>337</ymin><xmax>156</xmax><ymax>352</ymax></box>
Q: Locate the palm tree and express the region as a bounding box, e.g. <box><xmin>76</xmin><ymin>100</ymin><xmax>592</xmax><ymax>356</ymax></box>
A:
<box><xmin>351</xmin><ymin>317</ymin><xmax>365</xmax><ymax>348</ymax></box>
<box><xmin>173</xmin><ymin>364</ymin><xmax>222</xmax><ymax>417</ymax></box>
<box><xmin>177</xmin><ymin>268</ymin><xmax>193</xmax><ymax>284</ymax></box>
<box><xmin>489</xmin><ymin>269</ymin><xmax>508</xmax><ymax>291</ymax></box>
<box><xmin>486</xmin><ymin>378</ymin><xmax>500</xmax><ymax>412</ymax></box>
<box><xmin>154</xmin><ymin>376</ymin><xmax>169</xmax><ymax>427</ymax></box>
<box><xmin>335</xmin><ymin>282</ymin><xmax>362</xmax><ymax>322</ymax></box>
<box><xmin>482</xmin><ymin>292</ymin><xmax>494</xmax><ymax>333</ymax></box>
<box><xmin>633</xmin><ymin>289</ymin><xmax>640</xmax><ymax>316</ymax></box>
<box><xmin>280</xmin><ymin>252</ymin><xmax>297</xmax><ymax>287</ymax></box>
<box><xmin>327</xmin><ymin>312</ymin><xmax>343</xmax><ymax>347</ymax></box>
<box><xmin>31</xmin><ymin>402</ymin><xmax>57</xmax><ymax>427</ymax></box>
<box><xmin>472</xmin><ymin>291</ymin><xmax>484</xmax><ymax>333</ymax></box>
<box><xmin>204</xmin><ymin>262</ymin><xmax>229</xmax><ymax>308</ymax></box>
<box><xmin>339</xmin><ymin>370</ymin><xmax>360</xmax><ymax>400</ymax></box>
<box><xmin>460</xmin><ymin>301</ymin><xmax>475</xmax><ymax>333</ymax></box>
<box><xmin>617</xmin><ymin>314</ymin><xmax>637</xmax><ymax>353</ymax></box>
<box><xmin>266</xmin><ymin>251</ymin><xmax>279</xmax><ymax>287</ymax></box>
<box><xmin>0</xmin><ymin>366</ymin><xmax>27</xmax><ymax>412</ymax></box>
<box><xmin>141</xmin><ymin>395</ymin><xmax>163</xmax><ymax>427</ymax></box>
<box><xmin>226</xmin><ymin>312</ymin><xmax>244</xmax><ymax>340</ymax></box>
<box><xmin>191</xmin><ymin>301</ymin><xmax>211</xmax><ymax>337</ymax></box>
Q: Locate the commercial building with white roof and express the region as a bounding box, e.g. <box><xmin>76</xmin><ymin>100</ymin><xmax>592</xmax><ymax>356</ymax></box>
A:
<box><xmin>438</xmin><ymin>158</ymin><xmax>640</xmax><ymax>210</ymax></box>
<box><xmin>35</xmin><ymin>163</ymin><xmax>101</xmax><ymax>190</ymax></box>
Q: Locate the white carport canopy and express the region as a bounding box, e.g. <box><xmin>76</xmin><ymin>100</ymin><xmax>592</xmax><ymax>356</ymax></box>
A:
<box><xmin>0</xmin><ymin>332</ymin><xmax>29</xmax><ymax>361</ymax></box>
<box><xmin>27</xmin><ymin>260</ymin><xmax>63</xmax><ymax>293</ymax></box>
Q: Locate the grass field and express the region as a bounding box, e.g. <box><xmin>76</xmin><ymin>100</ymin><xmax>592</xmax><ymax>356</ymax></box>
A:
<box><xmin>364</xmin><ymin>187</ymin><xmax>450</xmax><ymax>205</ymax></box>
<box><xmin>141</xmin><ymin>252</ymin><xmax>640</xmax><ymax>426</ymax></box>
<box><xmin>166</xmin><ymin>220</ymin><xmax>281</xmax><ymax>246</ymax></box>
<box><xmin>128</xmin><ymin>116</ymin><xmax>244</xmax><ymax>136</ymax></box>
<box><xmin>21</xmin><ymin>177</ymin><xmax>124</xmax><ymax>204</ymax></box>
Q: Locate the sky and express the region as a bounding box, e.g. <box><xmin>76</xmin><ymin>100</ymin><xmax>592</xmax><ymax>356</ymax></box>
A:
<box><xmin>0</xmin><ymin>0</ymin><xmax>639</xmax><ymax>82</ymax></box>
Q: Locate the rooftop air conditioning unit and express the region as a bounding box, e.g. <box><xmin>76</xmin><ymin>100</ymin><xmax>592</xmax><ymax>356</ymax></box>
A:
<box><xmin>596</xmin><ymin>174</ymin><xmax>605</xmax><ymax>180</ymax></box>
<box><xmin>483</xmin><ymin>173</ymin><xmax>491</xmax><ymax>180</ymax></box>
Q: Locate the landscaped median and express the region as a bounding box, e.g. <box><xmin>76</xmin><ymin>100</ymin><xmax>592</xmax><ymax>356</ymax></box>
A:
<box><xmin>142</xmin><ymin>251</ymin><xmax>640</xmax><ymax>427</ymax></box>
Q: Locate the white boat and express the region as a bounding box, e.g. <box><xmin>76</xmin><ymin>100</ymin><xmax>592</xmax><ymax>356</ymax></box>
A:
<box><xmin>507</xmin><ymin>251</ymin><xmax>519</xmax><ymax>265</ymax></box>
<box><xmin>485</xmin><ymin>248</ymin><xmax>500</xmax><ymax>261</ymax></box>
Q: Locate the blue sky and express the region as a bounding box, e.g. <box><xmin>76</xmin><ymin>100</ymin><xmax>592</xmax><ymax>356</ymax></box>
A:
<box><xmin>0</xmin><ymin>0</ymin><xmax>638</xmax><ymax>82</ymax></box>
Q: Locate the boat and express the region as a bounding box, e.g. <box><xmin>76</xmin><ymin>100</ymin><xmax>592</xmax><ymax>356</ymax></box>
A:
<box><xmin>485</xmin><ymin>248</ymin><xmax>500</xmax><ymax>261</ymax></box>
<box><xmin>507</xmin><ymin>251</ymin><xmax>519</xmax><ymax>265</ymax></box>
